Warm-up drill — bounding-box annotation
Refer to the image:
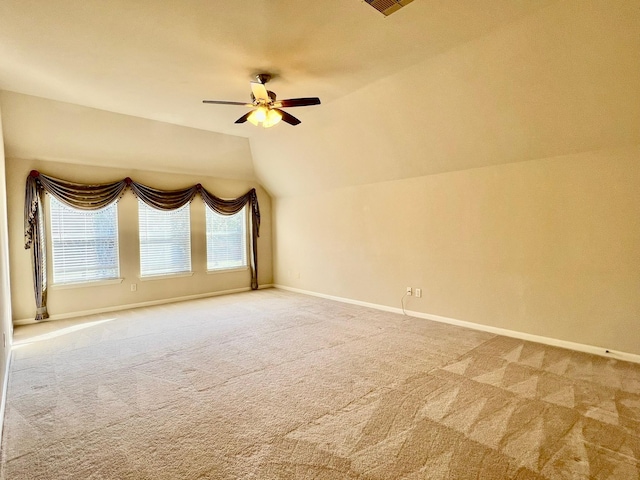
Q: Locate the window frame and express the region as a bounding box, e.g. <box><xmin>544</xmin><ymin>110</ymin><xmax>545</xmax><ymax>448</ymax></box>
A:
<box><xmin>47</xmin><ymin>195</ymin><xmax>121</xmax><ymax>287</ymax></box>
<box><xmin>205</xmin><ymin>204</ymin><xmax>249</xmax><ymax>274</ymax></box>
<box><xmin>137</xmin><ymin>200</ymin><xmax>193</xmax><ymax>279</ymax></box>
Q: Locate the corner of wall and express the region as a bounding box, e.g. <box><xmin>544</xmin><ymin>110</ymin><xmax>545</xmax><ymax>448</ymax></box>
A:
<box><xmin>0</xmin><ymin>100</ymin><xmax>14</xmax><ymax>444</ymax></box>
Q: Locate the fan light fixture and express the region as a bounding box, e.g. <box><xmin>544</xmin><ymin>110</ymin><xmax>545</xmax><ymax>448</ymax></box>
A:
<box><xmin>263</xmin><ymin>109</ymin><xmax>282</xmax><ymax>128</ymax></box>
<box><xmin>203</xmin><ymin>73</ymin><xmax>320</xmax><ymax>127</ymax></box>
<box><xmin>247</xmin><ymin>106</ymin><xmax>282</xmax><ymax>128</ymax></box>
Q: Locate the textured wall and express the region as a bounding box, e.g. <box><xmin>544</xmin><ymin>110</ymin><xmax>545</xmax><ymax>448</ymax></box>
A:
<box><xmin>263</xmin><ymin>0</ymin><xmax>640</xmax><ymax>356</ymax></box>
<box><xmin>273</xmin><ymin>146</ymin><xmax>640</xmax><ymax>355</ymax></box>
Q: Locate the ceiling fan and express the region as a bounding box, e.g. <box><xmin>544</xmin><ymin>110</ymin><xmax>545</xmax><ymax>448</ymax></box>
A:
<box><xmin>203</xmin><ymin>74</ymin><xmax>321</xmax><ymax>128</ymax></box>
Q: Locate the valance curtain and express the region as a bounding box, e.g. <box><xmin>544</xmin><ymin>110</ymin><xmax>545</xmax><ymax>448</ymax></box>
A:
<box><xmin>25</xmin><ymin>171</ymin><xmax>260</xmax><ymax>321</ymax></box>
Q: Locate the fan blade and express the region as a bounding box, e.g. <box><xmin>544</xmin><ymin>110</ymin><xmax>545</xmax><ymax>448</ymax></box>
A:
<box><xmin>234</xmin><ymin>111</ymin><xmax>253</xmax><ymax>124</ymax></box>
<box><xmin>203</xmin><ymin>100</ymin><xmax>252</xmax><ymax>106</ymax></box>
<box><xmin>278</xmin><ymin>97</ymin><xmax>321</xmax><ymax>108</ymax></box>
<box><xmin>274</xmin><ymin>109</ymin><xmax>301</xmax><ymax>126</ymax></box>
<box><xmin>250</xmin><ymin>82</ymin><xmax>270</xmax><ymax>102</ymax></box>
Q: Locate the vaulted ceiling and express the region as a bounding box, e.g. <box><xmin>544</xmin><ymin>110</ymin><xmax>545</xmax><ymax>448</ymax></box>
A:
<box><xmin>1</xmin><ymin>0</ymin><xmax>638</xmax><ymax>196</ymax></box>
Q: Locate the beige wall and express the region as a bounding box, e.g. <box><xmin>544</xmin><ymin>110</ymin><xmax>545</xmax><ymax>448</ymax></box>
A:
<box><xmin>6</xmin><ymin>159</ymin><xmax>273</xmax><ymax>321</ymax></box>
<box><xmin>273</xmin><ymin>145</ymin><xmax>640</xmax><ymax>355</ymax></box>
<box><xmin>262</xmin><ymin>0</ymin><xmax>640</xmax><ymax>356</ymax></box>
<box><xmin>0</xmin><ymin>91</ymin><xmax>256</xmax><ymax>181</ymax></box>
<box><xmin>0</xmin><ymin>103</ymin><xmax>14</xmax><ymax>435</ymax></box>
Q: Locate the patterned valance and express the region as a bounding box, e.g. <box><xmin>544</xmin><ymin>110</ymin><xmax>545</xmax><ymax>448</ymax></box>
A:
<box><xmin>25</xmin><ymin>171</ymin><xmax>260</xmax><ymax>321</ymax></box>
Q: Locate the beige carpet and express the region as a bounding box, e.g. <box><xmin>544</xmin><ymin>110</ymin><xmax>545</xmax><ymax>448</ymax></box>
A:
<box><xmin>2</xmin><ymin>289</ymin><xmax>639</xmax><ymax>479</ymax></box>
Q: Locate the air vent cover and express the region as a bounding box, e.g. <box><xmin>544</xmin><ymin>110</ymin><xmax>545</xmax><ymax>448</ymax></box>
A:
<box><xmin>364</xmin><ymin>0</ymin><xmax>414</xmax><ymax>16</ymax></box>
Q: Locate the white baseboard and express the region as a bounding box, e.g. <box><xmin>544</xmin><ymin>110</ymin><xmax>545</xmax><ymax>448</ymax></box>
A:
<box><xmin>0</xmin><ymin>346</ymin><xmax>11</xmax><ymax>448</ymax></box>
<box><xmin>274</xmin><ymin>284</ymin><xmax>640</xmax><ymax>364</ymax></box>
<box><xmin>14</xmin><ymin>286</ymin><xmax>274</xmax><ymax>326</ymax></box>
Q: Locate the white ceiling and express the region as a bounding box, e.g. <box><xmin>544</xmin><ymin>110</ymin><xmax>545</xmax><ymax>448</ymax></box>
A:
<box><xmin>0</xmin><ymin>0</ymin><xmax>555</xmax><ymax>136</ymax></box>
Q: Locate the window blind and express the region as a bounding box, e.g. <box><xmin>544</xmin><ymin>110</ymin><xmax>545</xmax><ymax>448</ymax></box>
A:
<box><xmin>206</xmin><ymin>205</ymin><xmax>247</xmax><ymax>271</ymax></box>
<box><xmin>50</xmin><ymin>197</ymin><xmax>119</xmax><ymax>284</ymax></box>
<box><xmin>138</xmin><ymin>201</ymin><xmax>191</xmax><ymax>277</ymax></box>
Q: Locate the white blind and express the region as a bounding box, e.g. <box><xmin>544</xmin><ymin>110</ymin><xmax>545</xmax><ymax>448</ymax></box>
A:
<box><xmin>50</xmin><ymin>196</ymin><xmax>119</xmax><ymax>284</ymax></box>
<box><xmin>206</xmin><ymin>206</ymin><xmax>247</xmax><ymax>271</ymax></box>
<box><xmin>138</xmin><ymin>201</ymin><xmax>191</xmax><ymax>277</ymax></box>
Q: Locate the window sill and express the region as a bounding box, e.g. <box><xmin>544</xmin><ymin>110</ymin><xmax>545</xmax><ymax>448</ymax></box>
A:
<box><xmin>51</xmin><ymin>278</ymin><xmax>124</xmax><ymax>290</ymax></box>
<box><xmin>206</xmin><ymin>266</ymin><xmax>249</xmax><ymax>275</ymax></box>
<box><xmin>139</xmin><ymin>271</ymin><xmax>195</xmax><ymax>281</ymax></box>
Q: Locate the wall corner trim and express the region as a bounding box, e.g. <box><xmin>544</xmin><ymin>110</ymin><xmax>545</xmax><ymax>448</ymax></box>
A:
<box><xmin>273</xmin><ymin>285</ymin><xmax>640</xmax><ymax>365</ymax></box>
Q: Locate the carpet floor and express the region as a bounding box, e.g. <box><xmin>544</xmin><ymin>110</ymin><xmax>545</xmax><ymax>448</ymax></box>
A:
<box><xmin>1</xmin><ymin>289</ymin><xmax>639</xmax><ymax>479</ymax></box>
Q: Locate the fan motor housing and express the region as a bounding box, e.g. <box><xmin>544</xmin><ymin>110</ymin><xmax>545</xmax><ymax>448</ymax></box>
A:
<box><xmin>250</xmin><ymin>91</ymin><xmax>277</xmax><ymax>103</ymax></box>
<box><xmin>255</xmin><ymin>73</ymin><xmax>272</xmax><ymax>84</ymax></box>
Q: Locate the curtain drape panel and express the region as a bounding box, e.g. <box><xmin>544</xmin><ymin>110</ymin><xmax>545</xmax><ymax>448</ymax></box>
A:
<box><xmin>129</xmin><ymin>182</ymin><xmax>198</xmax><ymax>211</ymax></box>
<box><xmin>25</xmin><ymin>171</ymin><xmax>261</xmax><ymax>321</ymax></box>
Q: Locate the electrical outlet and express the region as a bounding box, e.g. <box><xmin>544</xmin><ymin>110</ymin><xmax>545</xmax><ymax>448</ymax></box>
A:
<box><xmin>416</xmin><ymin>288</ymin><xmax>422</xmax><ymax>298</ymax></box>
<box><xmin>406</xmin><ymin>287</ymin><xmax>412</xmax><ymax>296</ymax></box>
<box><xmin>131</xmin><ymin>284</ymin><xmax>137</xmax><ymax>292</ymax></box>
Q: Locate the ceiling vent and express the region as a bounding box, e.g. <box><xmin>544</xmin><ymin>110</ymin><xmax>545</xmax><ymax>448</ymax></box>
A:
<box><xmin>364</xmin><ymin>0</ymin><xmax>415</xmax><ymax>16</ymax></box>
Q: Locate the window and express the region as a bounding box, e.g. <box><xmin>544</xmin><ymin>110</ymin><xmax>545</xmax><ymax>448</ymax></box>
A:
<box><xmin>138</xmin><ymin>201</ymin><xmax>191</xmax><ymax>277</ymax></box>
<box><xmin>206</xmin><ymin>206</ymin><xmax>247</xmax><ymax>271</ymax></box>
<box><xmin>49</xmin><ymin>196</ymin><xmax>119</xmax><ymax>284</ymax></box>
